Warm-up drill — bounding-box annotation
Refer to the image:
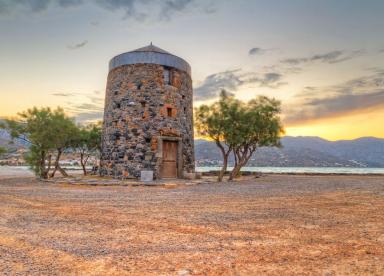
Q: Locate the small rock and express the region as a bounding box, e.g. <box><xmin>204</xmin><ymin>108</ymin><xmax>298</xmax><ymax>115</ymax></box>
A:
<box><xmin>178</xmin><ymin>269</ymin><xmax>192</xmax><ymax>276</ymax></box>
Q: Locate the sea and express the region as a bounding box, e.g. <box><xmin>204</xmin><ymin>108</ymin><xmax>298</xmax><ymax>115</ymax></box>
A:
<box><xmin>196</xmin><ymin>166</ymin><xmax>384</xmax><ymax>174</ymax></box>
<box><xmin>0</xmin><ymin>165</ymin><xmax>384</xmax><ymax>178</ymax></box>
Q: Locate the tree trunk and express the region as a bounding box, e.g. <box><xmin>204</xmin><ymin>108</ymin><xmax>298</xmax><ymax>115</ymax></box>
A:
<box><xmin>215</xmin><ymin>141</ymin><xmax>231</xmax><ymax>182</ymax></box>
<box><xmin>229</xmin><ymin>147</ymin><xmax>255</xmax><ymax>181</ymax></box>
<box><xmin>45</xmin><ymin>154</ymin><xmax>52</xmax><ymax>178</ymax></box>
<box><xmin>80</xmin><ymin>153</ymin><xmax>87</xmax><ymax>176</ymax></box>
<box><xmin>218</xmin><ymin>154</ymin><xmax>228</xmax><ymax>182</ymax></box>
<box><xmin>50</xmin><ymin>149</ymin><xmax>68</xmax><ymax>178</ymax></box>
<box><xmin>229</xmin><ymin>149</ymin><xmax>241</xmax><ymax>181</ymax></box>
<box><xmin>229</xmin><ymin>163</ymin><xmax>243</xmax><ymax>180</ymax></box>
<box><xmin>57</xmin><ymin>165</ymin><xmax>69</xmax><ymax>177</ymax></box>
<box><xmin>39</xmin><ymin>150</ymin><xmax>48</xmax><ymax>179</ymax></box>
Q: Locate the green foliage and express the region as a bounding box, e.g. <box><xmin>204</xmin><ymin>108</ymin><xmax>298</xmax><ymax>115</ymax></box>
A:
<box><xmin>0</xmin><ymin>147</ymin><xmax>6</xmax><ymax>157</ymax></box>
<box><xmin>24</xmin><ymin>145</ymin><xmax>49</xmax><ymax>177</ymax></box>
<box><xmin>195</xmin><ymin>90</ymin><xmax>284</xmax><ymax>181</ymax></box>
<box><xmin>1</xmin><ymin>107</ymin><xmax>77</xmax><ymax>179</ymax></box>
<box><xmin>195</xmin><ymin>91</ymin><xmax>240</xmax><ymax>181</ymax></box>
<box><xmin>71</xmin><ymin>122</ymin><xmax>102</xmax><ymax>175</ymax></box>
<box><xmin>229</xmin><ymin>95</ymin><xmax>284</xmax><ymax>180</ymax></box>
<box><xmin>48</xmin><ymin>110</ymin><xmax>79</xmax><ymax>178</ymax></box>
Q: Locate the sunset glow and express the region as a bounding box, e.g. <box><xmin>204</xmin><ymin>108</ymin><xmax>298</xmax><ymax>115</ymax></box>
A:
<box><xmin>1</xmin><ymin>0</ymin><xmax>383</xmax><ymax>140</ymax></box>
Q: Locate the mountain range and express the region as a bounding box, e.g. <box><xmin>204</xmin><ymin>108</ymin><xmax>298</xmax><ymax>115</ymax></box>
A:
<box><xmin>0</xmin><ymin>129</ymin><xmax>29</xmax><ymax>151</ymax></box>
<box><xmin>195</xmin><ymin>136</ymin><xmax>384</xmax><ymax>168</ymax></box>
<box><xmin>1</xmin><ymin>126</ymin><xmax>384</xmax><ymax>167</ymax></box>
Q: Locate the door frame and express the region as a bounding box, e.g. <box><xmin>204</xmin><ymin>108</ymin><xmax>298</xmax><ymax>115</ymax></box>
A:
<box><xmin>157</xmin><ymin>136</ymin><xmax>183</xmax><ymax>179</ymax></box>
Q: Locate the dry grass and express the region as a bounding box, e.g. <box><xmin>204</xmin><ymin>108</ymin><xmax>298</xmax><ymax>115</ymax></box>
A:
<box><xmin>0</xmin><ymin>175</ymin><xmax>383</xmax><ymax>275</ymax></box>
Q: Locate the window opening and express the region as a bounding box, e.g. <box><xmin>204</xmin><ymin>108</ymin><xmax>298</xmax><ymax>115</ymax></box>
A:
<box><xmin>163</xmin><ymin>68</ymin><xmax>171</xmax><ymax>85</ymax></box>
<box><xmin>167</xmin><ymin>107</ymin><xmax>172</xmax><ymax>117</ymax></box>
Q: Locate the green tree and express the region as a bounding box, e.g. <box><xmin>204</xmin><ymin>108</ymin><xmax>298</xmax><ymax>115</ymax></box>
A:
<box><xmin>228</xmin><ymin>96</ymin><xmax>284</xmax><ymax>180</ymax></box>
<box><xmin>49</xmin><ymin>111</ymin><xmax>78</xmax><ymax>178</ymax></box>
<box><xmin>0</xmin><ymin>107</ymin><xmax>76</xmax><ymax>179</ymax></box>
<box><xmin>72</xmin><ymin>123</ymin><xmax>102</xmax><ymax>175</ymax></box>
<box><xmin>0</xmin><ymin>147</ymin><xmax>6</xmax><ymax>157</ymax></box>
<box><xmin>195</xmin><ymin>91</ymin><xmax>241</xmax><ymax>181</ymax></box>
<box><xmin>195</xmin><ymin>91</ymin><xmax>284</xmax><ymax>182</ymax></box>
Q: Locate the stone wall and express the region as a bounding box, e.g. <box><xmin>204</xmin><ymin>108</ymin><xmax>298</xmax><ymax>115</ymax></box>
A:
<box><xmin>100</xmin><ymin>63</ymin><xmax>194</xmax><ymax>179</ymax></box>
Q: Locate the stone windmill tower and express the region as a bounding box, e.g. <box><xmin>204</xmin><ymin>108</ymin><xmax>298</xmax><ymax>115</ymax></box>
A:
<box><xmin>100</xmin><ymin>44</ymin><xmax>195</xmax><ymax>179</ymax></box>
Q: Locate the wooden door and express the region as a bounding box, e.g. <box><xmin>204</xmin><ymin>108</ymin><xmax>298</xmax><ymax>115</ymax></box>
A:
<box><xmin>162</xmin><ymin>141</ymin><xmax>178</xmax><ymax>178</ymax></box>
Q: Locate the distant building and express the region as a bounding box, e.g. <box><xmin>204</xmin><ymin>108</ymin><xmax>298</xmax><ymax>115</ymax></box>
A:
<box><xmin>100</xmin><ymin>44</ymin><xmax>195</xmax><ymax>179</ymax></box>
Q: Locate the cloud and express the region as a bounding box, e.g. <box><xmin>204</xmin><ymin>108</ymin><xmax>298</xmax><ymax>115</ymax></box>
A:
<box><xmin>67</xmin><ymin>40</ymin><xmax>88</xmax><ymax>50</ymax></box>
<box><xmin>284</xmin><ymin>71</ymin><xmax>384</xmax><ymax>125</ymax></box>
<box><xmin>58</xmin><ymin>0</ymin><xmax>82</xmax><ymax>8</ymax></box>
<box><xmin>87</xmin><ymin>94</ymin><xmax>104</xmax><ymax>105</ymax></box>
<box><xmin>97</xmin><ymin>0</ymin><xmax>206</xmax><ymax>21</ymax></box>
<box><xmin>248</xmin><ymin>47</ymin><xmax>277</xmax><ymax>56</ymax></box>
<box><xmin>51</xmin><ymin>91</ymin><xmax>104</xmax><ymax>122</ymax></box>
<box><xmin>70</xmin><ymin>103</ymin><xmax>103</xmax><ymax>112</ymax></box>
<box><xmin>159</xmin><ymin>0</ymin><xmax>194</xmax><ymax>20</ymax></box>
<box><xmin>94</xmin><ymin>0</ymin><xmax>140</xmax><ymax>19</ymax></box>
<box><xmin>0</xmin><ymin>0</ymin><xmax>82</xmax><ymax>14</ymax></box>
<box><xmin>247</xmin><ymin>72</ymin><xmax>286</xmax><ymax>88</ymax></box>
<box><xmin>74</xmin><ymin>111</ymin><xmax>104</xmax><ymax>122</ymax></box>
<box><xmin>194</xmin><ymin>70</ymin><xmax>287</xmax><ymax>101</ymax></box>
<box><xmin>67</xmin><ymin>101</ymin><xmax>104</xmax><ymax>123</ymax></box>
<box><xmin>194</xmin><ymin>69</ymin><xmax>244</xmax><ymax>101</ymax></box>
<box><xmin>249</xmin><ymin>47</ymin><xmax>265</xmax><ymax>56</ymax></box>
<box><xmin>0</xmin><ymin>0</ymin><xmax>213</xmax><ymax>20</ymax></box>
<box><xmin>51</xmin><ymin>92</ymin><xmax>77</xmax><ymax>97</ymax></box>
<box><xmin>281</xmin><ymin>50</ymin><xmax>363</xmax><ymax>66</ymax></box>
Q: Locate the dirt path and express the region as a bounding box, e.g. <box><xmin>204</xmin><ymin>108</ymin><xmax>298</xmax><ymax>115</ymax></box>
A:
<box><xmin>0</xmin><ymin>175</ymin><xmax>383</xmax><ymax>275</ymax></box>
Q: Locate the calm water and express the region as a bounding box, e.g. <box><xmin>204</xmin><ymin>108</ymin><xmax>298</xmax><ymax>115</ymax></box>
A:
<box><xmin>196</xmin><ymin>166</ymin><xmax>384</xmax><ymax>174</ymax></box>
<box><xmin>1</xmin><ymin>166</ymin><xmax>384</xmax><ymax>177</ymax></box>
<box><xmin>0</xmin><ymin>166</ymin><xmax>82</xmax><ymax>178</ymax></box>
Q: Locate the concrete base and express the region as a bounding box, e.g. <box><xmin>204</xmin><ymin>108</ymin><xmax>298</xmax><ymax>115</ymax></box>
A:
<box><xmin>140</xmin><ymin>171</ymin><xmax>154</xmax><ymax>182</ymax></box>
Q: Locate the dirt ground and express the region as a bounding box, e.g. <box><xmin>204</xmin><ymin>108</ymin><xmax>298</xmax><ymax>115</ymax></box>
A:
<box><xmin>0</xmin><ymin>175</ymin><xmax>383</xmax><ymax>275</ymax></box>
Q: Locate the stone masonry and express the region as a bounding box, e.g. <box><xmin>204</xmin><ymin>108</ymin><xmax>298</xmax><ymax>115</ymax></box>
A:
<box><xmin>100</xmin><ymin>45</ymin><xmax>195</xmax><ymax>179</ymax></box>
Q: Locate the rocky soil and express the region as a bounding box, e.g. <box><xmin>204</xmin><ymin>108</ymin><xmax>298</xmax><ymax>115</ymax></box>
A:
<box><xmin>0</xmin><ymin>175</ymin><xmax>383</xmax><ymax>275</ymax></box>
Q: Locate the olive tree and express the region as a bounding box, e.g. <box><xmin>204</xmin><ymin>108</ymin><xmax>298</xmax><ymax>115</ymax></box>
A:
<box><xmin>49</xmin><ymin>111</ymin><xmax>78</xmax><ymax>178</ymax></box>
<box><xmin>1</xmin><ymin>107</ymin><xmax>77</xmax><ymax>179</ymax></box>
<box><xmin>229</xmin><ymin>96</ymin><xmax>284</xmax><ymax>180</ymax></box>
<box><xmin>195</xmin><ymin>91</ymin><xmax>242</xmax><ymax>181</ymax></box>
<box><xmin>72</xmin><ymin>123</ymin><xmax>102</xmax><ymax>175</ymax></box>
<box><xmin>0</xmin><ymin>147</ymin><xmax>6</xmax><ymax>157</ymax></box>
<box><xmin>195</xmin><ymin>91</ymin><xmax>284</xmax><ymax>182</ymax></box>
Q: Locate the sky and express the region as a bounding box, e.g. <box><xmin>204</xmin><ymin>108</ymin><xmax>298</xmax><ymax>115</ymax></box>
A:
<box><xmin>0</xmin><ymin>0</ymin><xmax>383</xmax><ymax>141</ymax></box>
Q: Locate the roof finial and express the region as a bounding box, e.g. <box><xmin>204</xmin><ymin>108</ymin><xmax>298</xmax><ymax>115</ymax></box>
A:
<box><xmin>150</xmin><ymin>41</ymin><xmax>153</xmax><ymax>46</ymax></box>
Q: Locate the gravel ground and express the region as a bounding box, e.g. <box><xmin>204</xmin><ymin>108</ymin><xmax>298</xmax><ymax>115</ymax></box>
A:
<box><xmin>0</xmin><ymin>175</ymin><xmax>383</xmax><ymax>275</ymax></box>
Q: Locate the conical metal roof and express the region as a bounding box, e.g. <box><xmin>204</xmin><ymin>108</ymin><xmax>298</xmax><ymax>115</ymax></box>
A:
<box><xmin>109</xmin><ymin>43</ymin><xmax>191</xmax><ymax>75</ymax></box>
<box><xmin>130</xmin><ymin>43</ymin><xmax>171</xmax><ymax>55</ymax></box>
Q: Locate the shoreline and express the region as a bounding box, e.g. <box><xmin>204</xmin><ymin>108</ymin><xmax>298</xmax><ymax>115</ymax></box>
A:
<box><xmin>201</xmin><ymin>170</ymin><xmax>384</xmax><ymax>177</ymax></box>
<box><xmin>1</xmin><ymin>165</ymin><xmax>384</xmax><ymax>181</ymax></box>
<box><xmin>0</xmin><ymin>173</ymin><xmax>383</xmax><ymax>183</ymax></box>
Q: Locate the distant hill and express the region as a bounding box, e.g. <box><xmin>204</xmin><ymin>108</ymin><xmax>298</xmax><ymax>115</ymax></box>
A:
<box><xmin>195</xmin><ymin>136</ymin><xmax>384</xmax><ymax>168</ymax></box>
<box><xmin>0</xmin><ymin>128</ymin><xmax>29</xmax><ymax>151</ymax></box>
<box><xmin>1</xmin><ymin>124</ymin><xmax>383</xmax><ymax>167</ymax></box>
